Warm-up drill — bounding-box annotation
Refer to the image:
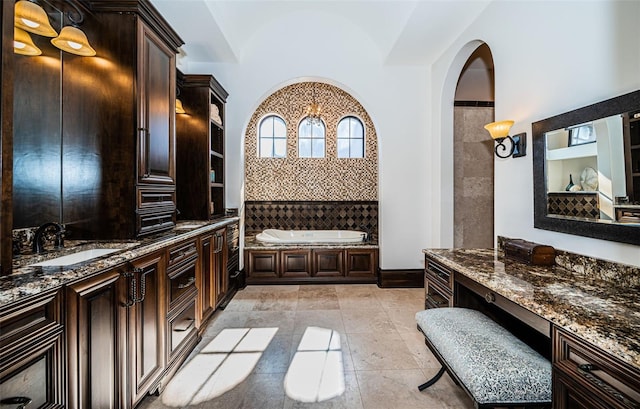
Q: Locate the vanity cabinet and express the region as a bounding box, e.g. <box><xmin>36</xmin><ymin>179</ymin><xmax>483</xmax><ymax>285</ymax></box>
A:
<box><xmin>176</xmin><ymin>74</ymin><xmax>229</xmax><ymax>220</ymax></box>
<box><xmin>61</xmin><ymin>1</ymin><xmax>183</xmax><ymax>240</ymax></box>
<box><xmin>66</xmin><ymin>252</ymin><xmax>167</xmax><ymax>409</ymax></box>
<box><xmin>197</xmin><ymin>228</ymin><xmax>226</xmax><ymax>328</ymax></box>
<box><xmin>552</xmin><ymin>327</ymin><xmax>640</xmax><ymax>409</ymax></box>
<box><xmin>0</xmin><ymin>289</ymin><xmax>65</xmax><ymax>408</ymax></box>
<box><xmin>424</xmin><ymin>256</ymin><xmax>454</xmax><ymax>309</ymax></box>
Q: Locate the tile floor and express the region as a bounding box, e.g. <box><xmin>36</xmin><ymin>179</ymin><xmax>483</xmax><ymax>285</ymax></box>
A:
<box><xmin>138</xmin><ymin>284</ymin><xmax>473</xmax><ymax>409</ymax></box>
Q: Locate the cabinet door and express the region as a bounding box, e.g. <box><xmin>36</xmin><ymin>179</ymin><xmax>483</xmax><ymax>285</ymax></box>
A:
<box><xmin>214</xmin><ymin>229</ymin><xmax>227</xmax><ymax>307</ymax></box>
<box><xmin>137</xmin><ymin>20</ymin><xmax>175</xmax><ymax>185</ymax></box>
<box><xmin>198</xmin><ymin>233</ymin><xmax>215</xmax><ymax>327</ymax></box>
<box><xmin>67</xmin><ymin>270</ymin><xmax>127</xmax><ymax>409</ymax></box>
<box><xmin>127</xmin><ymin>253</ymin><xmax>166</xmax><ymax>407</ymax></box>
<box><xmin>346</xmin><ymin>249</ymin><xmax>377</xmax><ymax>278</ymax></box>
<box><xmin>281</xmin><ymin>250</ymin><xmax>312</xmax><ymax>278</ymax></box>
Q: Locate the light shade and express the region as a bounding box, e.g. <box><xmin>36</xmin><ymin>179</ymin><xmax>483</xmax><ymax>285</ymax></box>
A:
<box><xmin>14</xmin><ymin>0</ymin><xmax>58</xmax><ymax>37</ymax></box>
<box><xmin>51</xmin><ymin>26</ymin><xmax>96</xmax><ymax>56</ymax></box>
<box><xmin>484</xmin><ymin>120</ymin><xmax>514</xmax><ymax>139</ymax></box>
<box><xmin>14</xmin><ymin>27</ymin><xmax>42</xmax><ymax>56</ymax></box>
<box><xmin>175</xmin><ymin>99</ymin><xmax>186</xmax><ymax>114</ymax></box>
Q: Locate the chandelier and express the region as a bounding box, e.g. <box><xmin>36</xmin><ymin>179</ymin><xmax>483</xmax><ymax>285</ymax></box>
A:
<box><xmin>305</xmin><ymin>83</ymin><xmax>322</xmax><ymax>126</ymax></box>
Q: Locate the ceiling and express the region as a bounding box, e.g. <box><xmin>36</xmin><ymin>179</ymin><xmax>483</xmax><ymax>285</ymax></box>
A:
<box><xmin>149</xmin><ymin>0</ymin><xmax>492</xmax><ymax>66</ymax></box>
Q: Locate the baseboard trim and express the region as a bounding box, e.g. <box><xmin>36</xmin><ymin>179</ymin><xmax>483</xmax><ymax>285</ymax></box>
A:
<box><xmin>377</xmin><ymin>269</ymin><xmax>424</xmax><ymax>288</ymax></box>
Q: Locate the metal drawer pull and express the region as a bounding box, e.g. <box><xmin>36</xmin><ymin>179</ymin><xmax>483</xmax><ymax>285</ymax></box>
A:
<box><xmin>426</xmin><ymin>295</ymin><xmax>448</xmax><ymax>306</ymax></box>
<box><xmin>485</xmin><ymin>292</ymin><xmax>496</xmax><ymax>303</ymax></box>
<box><xmin>0</xmin><ymin>397</ymin><xmax>32</xmax><ymax>409</ymax></box>
<box><xmin>578</xmin><ymin>363</ymin><xmax>596</xmax><ymax>372</ymax></box>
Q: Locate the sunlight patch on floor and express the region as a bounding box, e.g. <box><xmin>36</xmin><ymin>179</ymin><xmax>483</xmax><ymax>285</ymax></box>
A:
<box><xmin>285</xmin><ymin>326</ymin><xmax>346</xmax><ymax>403</ymax></box>
<box><xmin>161</xmin><ymin>327</ymin><xmax>278</xmax><ymax>407</ymax></box>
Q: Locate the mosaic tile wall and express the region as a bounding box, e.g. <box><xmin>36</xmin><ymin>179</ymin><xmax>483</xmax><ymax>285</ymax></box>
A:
<box><xmin>244</xmin><ymin>201</ymin><xmax>378</xmax><ymax>237</ymax></box>
<box><xmin>547</xmin><ymin>192</ymin><xmax>600</xmax><ymax>219</ymax></box>
<box><xmin>244</xmin><ymin>82</ymin><xmax>378</xmax><ymax>201</ymax></box>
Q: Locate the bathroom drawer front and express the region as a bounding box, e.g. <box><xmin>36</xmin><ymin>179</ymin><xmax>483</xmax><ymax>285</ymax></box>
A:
<box><xmin>167</xmin><ymin>258</ymin><xmax>198</xmax><ymax>309</ymax></box>
<box><xmin>168</xmin><ymin>239</ymin><xmax>198</xmax><ymax>268</ymax></box>
<box><xmin>425</xmin><ymin>257</ymin><xmax>453</xmax><ymax>291</ymax></box>
<box><xmin>425</xmin><ymin>280</ymin><xmax>452</xmax><ymax>309</ymax></box>
<box><xmin>553</xmin><ymin>327</ymin><xmax>640</xmax><ymax>409</ymax></box>
<box><xmin>137</xmin><ymin>207</ymin><xmax>175</xmax><ymax>236</ymax></box>
<box><xmin>167</xmin><ymin>301</ymin><xmax>197</xmax><ymax>360</ymax></box>
<box><xmin>137</xmin><ymin>187</ymin><xmax>176</xmax><ymax>209</ymax></box>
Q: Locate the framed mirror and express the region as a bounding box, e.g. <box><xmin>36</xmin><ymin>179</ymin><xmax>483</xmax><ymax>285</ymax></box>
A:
<box><xmin>533</xmin><ymin>90</ymin><xmax>640</xmax><ymax>245</ymax></box>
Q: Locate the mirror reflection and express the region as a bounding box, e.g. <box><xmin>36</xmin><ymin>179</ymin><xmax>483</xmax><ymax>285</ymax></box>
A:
<box><xmin>533</xmin><ymin>90</ymin><xmax>640</xmax><ymax>246</ymax></box>
<box><xmin>544</xmin><ymin>114</ymin><xmax>628</xmax><ymax>222</ymax></box>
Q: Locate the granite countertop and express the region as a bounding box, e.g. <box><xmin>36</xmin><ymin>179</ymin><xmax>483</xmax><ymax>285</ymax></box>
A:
<box><xmin>423</xmin><ymin>248</ymin><xmax>640</xmax><ymax>372</ymax></box>
<box><xmin>0</xmin><ymin>218</ymin><xmax>239</xmax><ymax>306</ymax></box>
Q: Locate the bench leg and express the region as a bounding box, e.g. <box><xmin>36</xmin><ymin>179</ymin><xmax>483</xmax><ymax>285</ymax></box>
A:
<box><xmin>418</xmin><ymin>366</ymin><xmax>446</xmax><ymax>391</ymax></box>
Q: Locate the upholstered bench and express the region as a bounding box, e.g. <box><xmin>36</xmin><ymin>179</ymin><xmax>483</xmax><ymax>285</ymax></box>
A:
<box><xmin>415</xmin><ymin>307</ymin><xmax>552</xmax><ymax>409</ymax></box>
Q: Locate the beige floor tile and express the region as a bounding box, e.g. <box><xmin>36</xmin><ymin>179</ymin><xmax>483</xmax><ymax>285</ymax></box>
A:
<box><xmin>341</xmin><ymin>309</ymin><xmax>395</xmax><ymax>334</ymax></box>
<box><xmin>421</xmin><ymin>370</ymin><xmax>475</xmax><ymax>409</ymax></box>
<box><xmin>290</xmin><ymin>328</ymin><xmax>355</xmax><ymax>372</ymax></box>
<box><xmin>293</xmin><ymin>310</ymin><xmax>345</xmax><ymax>334</ymax></box>
<box><xmin>223</xmin><ymin>297</ymin><xmax>258</xmax><ymax>311</ymax></box>
<box><xmin>283</xmin><ymin>371</ymin><xmax>364</xmax><ymax>409</ymax></box>
<box><xmin>244</xmin><ymin>310</ymin><xmax>297</xmax><ymax>334</ymax></box>
<box><xmin>398</xmin><ymin>330</ymin><xmax>441</xmax><ymax>369</ymax></box>
<box><xmin>201</xmin><ymin>311</ymin><xmax>251</xmax><ymax>339</ymax></box>
<box><xmin>375</xmin><ymin>288</ymin><xmax>425</xmax><ymax>311</ymax></box>
<box><xmin>356</xmin><ymin>369</ymin><xmax>454</xmax><ymax>409</ymax></box>
<box><xmin>348</xmin><ymin>332</ymin><xmax>420</xmax><ymax>371</ymax></box>
<box><xmin>385</xmin><ymin>308</ymin><xmax>421</xmax><ymax>333</ymax></box>
<box><xmin>253</xmin><ymin>291</ymin><xmax>299</xmax><ymax>311</ymax></box>
<box><xmin>253</xmin><ymin>332</ymin><xmax>296</xmax><ymax>374</ymax></box>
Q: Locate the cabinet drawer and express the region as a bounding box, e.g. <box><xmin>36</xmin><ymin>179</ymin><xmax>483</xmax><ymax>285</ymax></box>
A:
<box><xmin>168</xmin><ymin>301</ymin><xmax>197</xmax><ymax>359</ymax></box>
<box><xmin>553</xmin><ymin>327</ymin><xmax>640</xmax><ymax>409</ymax></box>
<box><xmin>425</xmin><ymin>257</ymin><xmax>453</xmax><ymax>291</ymax></box>
<box><xmin>167</xmin><ymin>258</ymin><xmax>197</xmax><ymax>308</ymax></box>
<box><xmin>137</xmin><ymin>187</ymin><xmax>175</xmax><ymax>209</ymax></box>
<box><xmin>425</xmin><ymin>280</ymin><xmax>451</xmax><ymax>309</ymax></box>
<box><xmin>137</xmin><ymin>207</ymin><xmax>175</xmax><ymax>236</ymax></box>
<box><xmin>168</xmin><ymin>240</ymin><xmax>198</xmax><ymax>267</ymax></box>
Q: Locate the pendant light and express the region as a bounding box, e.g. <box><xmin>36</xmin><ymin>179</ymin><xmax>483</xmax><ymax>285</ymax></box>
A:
<box><xmin>14</xmin><ymin>27</ymin><xmax>42</xmax><ymax>56</ymax></box>
<box><xmin>51</xmin><ymin>26</ymin><xmax>95</xmax><ymax>56</ymax></box>
<box><xmin>14</xmin><ymin>0</ymin><xmax>58</xmax><ymax>37</ymax></box>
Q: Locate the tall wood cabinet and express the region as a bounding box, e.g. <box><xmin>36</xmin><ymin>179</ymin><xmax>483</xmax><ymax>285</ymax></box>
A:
<box><xmin>176</xmin><ymin>74</ymin><xmax>229</xmax><ymax>219</ymax></box>
<box><xmin>61</xmin><ymin>1</ymin><xmax>183</xmax><ymax>239</ymax></box>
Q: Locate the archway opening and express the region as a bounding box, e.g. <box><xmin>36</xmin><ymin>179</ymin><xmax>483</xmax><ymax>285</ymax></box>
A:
<box><xmin>453</xmin><ymin>44</ymin><xmax>495</xmax><ymax>248</ymax></box>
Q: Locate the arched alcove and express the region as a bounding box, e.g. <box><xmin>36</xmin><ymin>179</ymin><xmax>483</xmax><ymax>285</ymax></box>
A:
<box><xmin>453</xmin><ymin>44</ymin><xmax>495</xmax><ymax>248</ymax></box>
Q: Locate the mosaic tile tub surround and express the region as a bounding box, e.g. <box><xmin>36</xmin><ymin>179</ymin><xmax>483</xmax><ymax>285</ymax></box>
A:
<box><xmin>244</xmin><ymin>82</ymin><xmax>378</xmax><ymax>201</ymax></box>
<box><xmin>244</xmin><ymin>201</ymin><xmax>378</xmax><ymax>238</ymax></box>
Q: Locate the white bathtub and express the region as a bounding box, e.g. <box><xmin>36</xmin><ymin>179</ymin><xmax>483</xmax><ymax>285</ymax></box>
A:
<box><xmin>255</xmin><ymin>229</ymin><xmax>367</xmax><ymax>244</ymax></box>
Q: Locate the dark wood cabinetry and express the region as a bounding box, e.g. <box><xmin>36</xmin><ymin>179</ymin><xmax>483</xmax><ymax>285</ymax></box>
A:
<box><xmin>423</xmin><ymin>256</ymin><xmax>454</xmax><ymax>309</ymax></box>
<box><xmin>66</xmin><ymin>252</ymin><xmax>167</xmax><ymax>409</ymax></box>
<box><xmin>0</xmin><ymin>290</ymin><xmax>65</xmax><ymax>409</ymax></box>
<box><xmin>66</xmin><ymin>269</ymin><xmax>126</xmax><ymax>409</ymax></box>
<box><xmin>246</xmin><ymin>247</ymin><xmax>378</xmax><ymax>283</ymax></box>
<box><xmin>623</xmin><ymin>110</ymin><xmax>640</xmax><ymax>204</ymax></box>
<box><xmin>197</xmin><ymin>228</ymin><xmax>226</xmax><ymax>328</ymax></box>
<box><xmin>553</xmin><ymin>327</ymin><xmax>640</xmax><ymax>409</ymax></box>
<box><xmin>58</xmin><ymin>1</ymin><xmax>183</xmax><ymax>239</ymax></box>
<box><xmin>176</xmin><ymin>74</ymin><xmax>229</xmax><ymax>220</ymax></box>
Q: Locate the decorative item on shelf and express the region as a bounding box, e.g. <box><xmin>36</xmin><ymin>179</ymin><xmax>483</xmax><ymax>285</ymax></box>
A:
<box><xmin>565</xmin><ymin>174</ymin><xmax>574</xmax><ymax>191</ymax></box>
<box><xmin>13</xmin><ymin>27</ymin><xmax>41</xmax><ymax>55</ymax></box>
<box><xmin>210</xmin><ymin>202</ymin><xmax>215</xmax><ymax>215</ymax></box>
<box><xmin>580</xmin><ymin>167</ymin><xmax>598</xmax><ymax>191</ymax></box>
<box><xmin>210</xmin><ymin>104</ymin><xmax>222</xmax><ymax>126</ymax></box>
<box><xmin>569</xmin><ymin>184</ymin><xmax>582</xmax><ymax>192</ymax></box>
<box><xmin>305</xmin><ymin>82</ymin><xmax>323</xmax><ymax>126</ymax></box>
<box><xmin>503</xmin><ymin>238</ymin><xmax>556</xmax><ymax>266</ymax></box>
<box><xmin>175</xmin><ymin>98</ymin><xmax>186</xmax><ymax>114</ymax></box>
<box><xmin>14</xmin><ymin>0</ymin><xmax>58</xmax><ymax>37</ymax></box>
<box><xmin>210</xmin><ymin>170</ymin><xmax>215</xmax><ymax>183</ymax></box>
<box><xmin>483</xmin><ymin>120</ymin><xmax>527</xmax><ymax>158</ymax></box>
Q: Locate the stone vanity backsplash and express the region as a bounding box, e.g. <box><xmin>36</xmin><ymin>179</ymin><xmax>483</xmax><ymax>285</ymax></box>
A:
<box><xmin>498</xmin><ymin>236</ymin><xmax>640</xmax><ymax>288</ymax></box>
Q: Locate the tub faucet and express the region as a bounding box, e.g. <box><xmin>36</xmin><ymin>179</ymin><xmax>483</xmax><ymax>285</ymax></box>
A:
<box><xmin>32</xmin><ymin>222</ymin><xmax>65</xmax><ymax>254</ymax></box>
<box><xmin>360</xmin><ymin>224</ymin><xmax>371</xmax><ymax>242</ymax></box>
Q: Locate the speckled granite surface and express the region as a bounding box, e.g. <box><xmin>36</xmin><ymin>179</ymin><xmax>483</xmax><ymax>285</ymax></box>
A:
<box><xmin>422</xmin><ymin>248</ymin><xmax>640</xmax><ymax>372</ymax></box>
<box><xmin>0</xmin><ymin>218</ymin><xmax>239</xmax><ymax>306</ymax></box>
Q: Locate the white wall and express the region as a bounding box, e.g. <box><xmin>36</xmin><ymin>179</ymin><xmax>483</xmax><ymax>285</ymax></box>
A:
<box><xmin>187</xmin><ymin>9</ymin><xmax>430</xmax><ymax>269</ymax></box>
<box><xmin>430</xmin><ymin>1</ymin><xmax>640</xmax><ymax>266</ymax></box>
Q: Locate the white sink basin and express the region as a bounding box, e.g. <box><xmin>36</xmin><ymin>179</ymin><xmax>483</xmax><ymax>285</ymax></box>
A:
<box><xmin>30</xmin><ymin>248</ymin><xmax>122</xmax><ymax>267</ymax></box>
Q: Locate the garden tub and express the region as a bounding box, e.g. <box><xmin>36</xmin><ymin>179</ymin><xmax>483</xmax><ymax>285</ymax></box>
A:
<box><xmin>255</xmin><ymin>229</ymin><xmax>367</xmax><ymax>244</ymax></box>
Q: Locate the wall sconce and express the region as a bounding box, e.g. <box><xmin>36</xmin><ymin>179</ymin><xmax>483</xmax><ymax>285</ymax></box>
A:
<box><xmin>14</xmin><ymin>27</ymin><xmax>42</xmax><ymax>55</ymax></box>
<box><xmin>484</xmin><ymin>120</ymin><xmax>527</xmax><ymax>158</ymax></box>
<box><xmin>175</xmin><ymin>99</ymin><xmax>186</xmax><ymax>114</ymax></box>
<box><xmin>51</xmin><ymin>0</ymin><xmax>95</xmax><ymax>56</ymax></box>
<box><xmin>14</xmin><ymin>0</ymin><xmax>58</xmax><ymax>37</ymax></box>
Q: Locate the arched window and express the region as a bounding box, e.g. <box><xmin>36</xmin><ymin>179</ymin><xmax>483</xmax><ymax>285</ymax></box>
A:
<box><xmin>337</xmin><ymin>116</ymin><xmax>364</xmax><ymax>158</ymax></box>
<box><xmin>258</xmin><ymin>115</ymin><xmax>287</xmax><ymax>158</ymax></box>
<box><xmin>298</xmin><ymin>118</ymin><xmax>325</xmax><ymax>158</ymax></box>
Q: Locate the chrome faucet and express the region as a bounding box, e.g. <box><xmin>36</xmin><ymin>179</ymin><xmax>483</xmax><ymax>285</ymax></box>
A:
<box><xmin>32</xmin><ymin>222</ymin><xmax>65</xmax><ymax>254</ymax></box>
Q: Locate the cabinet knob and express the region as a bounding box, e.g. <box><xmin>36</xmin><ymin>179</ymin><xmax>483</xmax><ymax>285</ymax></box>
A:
<box><xmin>485</xmin><ymin>292</ymin><xmax>496</xmax><ymax>303</ymax></box>
<box><xmin>578</xmin><ymin>363</ymin><xmax>596</xmax><ymax>372</ymax></box>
